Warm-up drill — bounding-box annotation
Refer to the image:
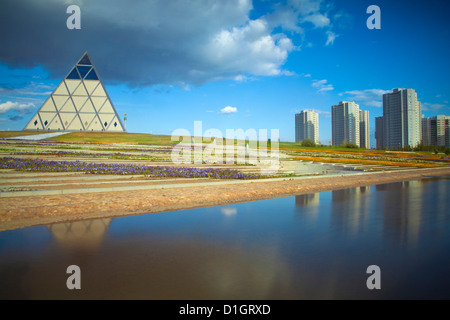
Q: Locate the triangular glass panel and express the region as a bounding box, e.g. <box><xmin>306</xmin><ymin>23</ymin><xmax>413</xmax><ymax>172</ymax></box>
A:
<box><xmin>52</xmin><ymin>95</ymin><xmax>69</xmax><ymax>110</ymax></box>
<box><xmin>60</xmin><ymin>99</ymin><xmax>76</xmax><ymax>113</ymax></box>
<box><xmin>79</xmin><ymin>113</ymin><xmax>95</xmax><ymax>129</ymax></box>
<box><xmin>98</xmin><ymin>113</ymin><xmax>115</xmax><ymax>127</ymax></box>
<box><xmin>46</xmin><ymin>115</ymin><xmax>63</xmax><ymax>131</ymax></box>
<box><xmin>77</xmin><ymin>66</ymin><xmax>92</xmax><ymax>79</ymax></box>
<box><xmin>108</xmin><ymin>117</ymin><xmax>124</xmax><ymax>132</ymax></box>
<box><xmin>24</xmin><ymin>114</ymin><xmax>41</xmax><ymax>130</ymax></box>
<box><xmin>72</xmin><ymin>96</ymin><xmax>88</xmax><ymax>111</ymax></box>
<box><xmin>78</xmin><ymin>53</ymin><xmax>92</xmax><ymax>66</ymax></box>
<box><xmin>54</xmin><ymin>82</ymin><xmax>69</xmax><ymax>95</ymax></box>
<box><xmin>89</xmin><ymin>115</ymin><xmax>103</xmax><ymax>131</ymax></box>
<box><xmin>98</xmin><ymin>100</ymin><xmax>114</xmax><ymax>113</ymax></box>
<box><xmin>79</xmin><ymin>99</ymin><xmax>95</xmax><ymax>113</ymax></box>
<box><xmin>61</xmin><ymin>114</ymin><xmax>77</xmax><ymax>129</ymax></box>
<box><xmin>65</xmin><ymin>80</ymin><xmax>81</xmax><ymax>94</ymax></box>
<box><xmin>84</xmin><ymin>68</ymin><xmax>99</xmax><ymax>80</ymax></box>
<box><xmin>83</xmin><ymin>80</ymin><xmax>99</xmax><ymax>95</ymax></box>
<box><xmin>67</xmin><ymin>115</ymin><xmax>84</xmax><ymax>131</ymax></box>
<box><xmin>60</xmin><ymin>112</ymin><xmax>76</xmax><ymax>127</ymax></box>
<box><xmin>40</xmin><ymin>99</ymin><xmax>56</xmax><ymax>112</ymax></box>
<box><xmin>66</xmin><ymin>67</ymin><xmax>80</xmax><ymax>79</ymax></box>
<box><xmin>92</xmin><ymin>84</ymin><xmax>106</xmax><ymax>97</ymax></box>
<box><xmin>91</xmin><ymin>97</ymin><xmax>107</xmax><ymax>110</ymax></box>
<box><xmin>73</xmin><ymin>83</ymin><xmax>88</xmax><ymax>96</ymax></box>
<box><xmin>39</xmin><ymin>112</ymin><xmax>57</xmax><ymax>128</ymax></box>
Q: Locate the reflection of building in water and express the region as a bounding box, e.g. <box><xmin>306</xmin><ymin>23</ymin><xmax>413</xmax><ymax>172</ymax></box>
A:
<box><xmin>295</xmin><ymin>193</ymin><xmax>320</xmax><ymax>220</ymax></box>
<box><xmin>295</xmin><ymin>193</ymin><xmax>320</xmax><ymax>207</ymax></box>
<box><xmin>330</xmin><ymin>187</ymin><xmax>370</xmax><ymax>236</ymax></box>
<box><xmin>47</xmin><ymin>218</ymin><xmax>112</xmax><ymax>251</ymax></box>
<box><xmin>380</xmin><ymin>180</ymin><xmax>423</xmax><ymax>246</ymax></box>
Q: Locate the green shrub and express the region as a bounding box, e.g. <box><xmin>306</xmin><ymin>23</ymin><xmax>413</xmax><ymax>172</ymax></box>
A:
<box><xmin>301</xmin><ymin>139</ymin><xmax>316</xmax><ymax>147</ymax></box>
<box><xmin>340</xmin><ymin>141</ymin><xmax>359</xmax><ymax>149</ymax></box>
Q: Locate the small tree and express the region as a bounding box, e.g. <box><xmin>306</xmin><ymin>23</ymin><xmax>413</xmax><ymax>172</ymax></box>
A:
<box><xmin>340</xmin><ymin>141</ymin><xmax>358</xmax><ymax>149</ymax></box>
<box><xmin>301</xmin><ymin>139</ymin><xmax>316</xmax><ymax>147</ymax></box>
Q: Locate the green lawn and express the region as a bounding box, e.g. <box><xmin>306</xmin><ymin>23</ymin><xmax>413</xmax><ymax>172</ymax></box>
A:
<box><xmin>0</xmin><ymin>131</ymin><xmax>59</xmax><ymax>138</ymax></box>
<box><xmin>1</xmin><ymin>130</ymin><xmax>364</xmax><ymax>150</ymax></box>
<box><xmin>47</xmin><ymin>132</ymin><xmax>179</xmax><ymax>145</ymax></box>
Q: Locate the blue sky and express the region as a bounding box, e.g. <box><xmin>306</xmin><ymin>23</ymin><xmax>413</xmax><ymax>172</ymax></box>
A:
<box><xmin>1</xmin><ymin>0</ymin><xmax>449</xmax><ymax>145</ymax></box>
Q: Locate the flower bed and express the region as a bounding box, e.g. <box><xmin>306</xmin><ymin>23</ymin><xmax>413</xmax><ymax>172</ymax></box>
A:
<box><xmin>0</xmin><ymin>157</ymin><xmax>261</xmax><ymax>180</ymax></box>
<box><xmin>289</xmin><ymin>156</ymin><xmax>445</xmax><ymax>168</ymax></box>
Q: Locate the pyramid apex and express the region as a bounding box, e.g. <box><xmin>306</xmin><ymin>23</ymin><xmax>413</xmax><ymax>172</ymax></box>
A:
<box><xmin>78</xmin><ymin>51</ymin><xmax>92</xmax><ymax>66</ymax></box>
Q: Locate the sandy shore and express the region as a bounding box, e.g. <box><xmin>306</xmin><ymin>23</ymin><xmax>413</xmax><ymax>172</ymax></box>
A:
<box><xmin>1</xmin><ymin>167</ymin><xmax>449</xmax><ymax>231</ymax></box>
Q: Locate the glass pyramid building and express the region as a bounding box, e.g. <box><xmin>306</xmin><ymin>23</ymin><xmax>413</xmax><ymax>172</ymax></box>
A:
<box><xmin>24</xmin><ymin>52</ymin><xmax>125</xmax><ymax>132</ymax></box>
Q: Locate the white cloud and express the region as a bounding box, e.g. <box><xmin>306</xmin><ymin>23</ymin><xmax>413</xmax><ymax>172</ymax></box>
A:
<box><xmin>220</xmin><ymin>207</ymin><xmax>237</xmax><ymax>216</ymax></box>
<box><xmin>204</xmin><ymin>18</ymin><xmax>296</xmax><ymax>78</ymax></box>
<box><xmin>343</xmin><ymin>89</ymin><xmax>391</xmax><ymax>107</ymax></box>
<box><xmin>289</xmin><ymin>0</ymin><xmax>322</xmax><ymax>15</ymax></box>
<box><xmin>312</xmin><ymin>79</ymin><xmax>334</xmax><ymax>93</ymax></box>
<box><xmin>0</xmin><ymin>82</ymin><xmax>52</xmax><ymax>96</ymax></box>
<box><xmin>0</xmin><ymin>101</ymin><xmax>36</xmax><ymax>121</ymax></box>
<box><xmin>219</xmin><ymin>106</ymin><xmax>238</xmax><ymax>114</ymax></box>
<box><xmin>302</xmin><ymin>13</ymin><xmax>330</xmax><ymax>28</ymax></box>
<box><xmin>0</xmin><ymin>101</ymin><xmax>36</xmax><ymax>114</ymax></box>
<box><xmin>312</xmin><ymin>109</ymin><xmax>331</xmax><ymax>115</ymax></box>
<box><xmin>325</xmin><ymin>31</ymin><xmax>337</xmax><ymax>46</ymax></box>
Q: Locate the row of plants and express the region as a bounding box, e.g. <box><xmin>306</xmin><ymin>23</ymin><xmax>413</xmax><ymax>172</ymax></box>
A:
<box><xmin>0</xmin><ymin>141</ymin><xmax>174</xmax><ymax>153</ymax></box>
<box><xmin>0</xmin><ymin>150</ymin><xmax>171</xmax><ymax>162</ymax></box>
<box><xmin>0</xmin><ymin>157</ymin><xmax>261</xmax><ymax>180</ymax></box>
<box><xmin>288</xmin><ymin>150</ymin><xmax>449</xmax><ymax>164</ymax></box>
<box><xmin>289</xmin><ymin>156</ymin><xmax>445</xmax><ymax>168</ymax></box>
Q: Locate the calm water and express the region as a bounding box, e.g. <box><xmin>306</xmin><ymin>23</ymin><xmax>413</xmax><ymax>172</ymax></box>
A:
<box><xmin>0</xmin><ymin>177</ymin><xmax>449</xmax><ymax>300</ymax></box>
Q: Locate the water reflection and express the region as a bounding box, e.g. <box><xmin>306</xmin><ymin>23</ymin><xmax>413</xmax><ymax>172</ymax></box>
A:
<box><xmin>376</xmin><ymin>181</ymin><xmax>424</xmax><ymax>247</ymax></box>
<box><xmin>48</xmin><ymin>219</ymin><xmax>112</xmax><ymax>252</ymax></box>
<box><xmin>330</xmin><ymin>187</ymin><xmax>371</xmax><ymax>236</ymax></box>
<box><xmin>0</xmin><ymin>178</ymin><xmax>449</xmax><ymax>299</ymax></box>
<box><xmin>220</xmin><ymin>207</ymin><xmax>237</xmax><ymax>216</ymax></box>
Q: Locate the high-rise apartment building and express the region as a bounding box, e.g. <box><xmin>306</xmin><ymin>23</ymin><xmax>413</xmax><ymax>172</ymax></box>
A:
<box><xmin>382</xmin><ymin>88</ymin><xmax>421</xmax><ymax>149</ymax></box>
<box><xmin>295</xmin><ymin>110</ymin><xmax>319</xmax><ymax>144</ymax></box>
<box><xmin>332</xmin><ymin>101</ymin><xmax>360</xmax><ymax>146</ymax></box>
<box><xmin>422</xmin><ymin>115</ymin><xmax>450</xmax><ymax>147</ymax></box>
<box><xmin>375</xmin><ymin>116</ymin><xmax>384</xmax><ymax>149</ymax></box>
<box><xmin>359</xmin><ymin>110</ymin><xmax>370</xmax><ymax>149</ymax></box>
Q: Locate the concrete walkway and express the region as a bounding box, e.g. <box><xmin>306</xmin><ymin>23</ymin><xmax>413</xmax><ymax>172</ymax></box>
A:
<box><xmin>3</xmin><ymin>132</ymin><xmax>70</xmax><ymax>141</ymax></box>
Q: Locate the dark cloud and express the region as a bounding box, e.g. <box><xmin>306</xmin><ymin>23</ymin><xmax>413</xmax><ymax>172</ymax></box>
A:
<box><xmin>0</xmin><ymin>0</ymin><xmax>336</xmax><ymax>87</ymax></box>
<box><xmin>8</xmin><ymin>114</ymin><xmax>24</xmax><ymax>121</ymax></box>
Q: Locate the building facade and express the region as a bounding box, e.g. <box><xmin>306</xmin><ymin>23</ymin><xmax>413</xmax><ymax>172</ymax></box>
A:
<box><xmin>359</xmin><ymin>110</ymin><xmax>370</xmax><ymax>149</ymax></box>
<box><xmin>375</xmin><ymin>116</ymin><xmax>384</xmax><ymax>149</ymax></box>
<box><xmin>422</xmin><ymin>115</ymin><xmax>450</xmax><ymax>148</ymax></box>
<box><xmin>382</xmin><ymin>88</ymin><xmax>421</xmax><ymax>149</ymax></box>
<box><xmin>332</xmin><ymin>101</ymin><xmax>360</xmax><ymax>146</ymax></box>
<box><xmin>295</xmin><ymin>110</ymin><xmax>319</xmax><ymax>144</ymax></box>
<box><xmin>24</xmin><ymin>52</ymin><xmax>126</xmax><ymax>132</ymax></box>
